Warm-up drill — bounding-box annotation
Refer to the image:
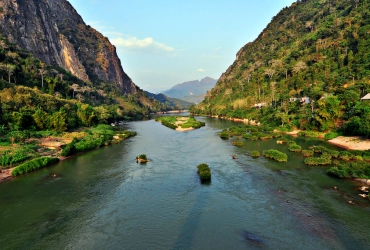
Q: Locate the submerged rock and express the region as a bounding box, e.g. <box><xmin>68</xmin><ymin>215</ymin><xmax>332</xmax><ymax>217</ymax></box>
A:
<box><xmin>242</xmin><ymin>230</ymin><xmax>265</xmax><ymax>245</ymax></box>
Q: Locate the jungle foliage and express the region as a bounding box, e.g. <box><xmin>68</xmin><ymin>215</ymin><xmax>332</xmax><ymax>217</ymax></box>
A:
<box><xmin>0</xmin><ymin>34</ymin><xmax>168</xmax><ymax>134</ymax></box>
<box><xmin>192</xmin><ymin>0</ymin><xmax>370</xmax><ymax>137</ymax></box>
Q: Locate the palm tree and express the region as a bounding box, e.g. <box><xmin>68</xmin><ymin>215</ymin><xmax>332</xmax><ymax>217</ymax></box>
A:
<box><xmin>39</xmin><ymin>63</ymin><xmax>47</xmax><ymax>88</ymax></box>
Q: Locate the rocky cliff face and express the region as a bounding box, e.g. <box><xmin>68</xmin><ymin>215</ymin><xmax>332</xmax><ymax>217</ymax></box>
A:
<box><xmin>0</xmin><ymin>0</ymin><xmax>136</xmax><ymax>94</ymax></box>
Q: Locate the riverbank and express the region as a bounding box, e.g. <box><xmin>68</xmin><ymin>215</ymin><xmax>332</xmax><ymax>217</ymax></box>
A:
<box><xmin>0</xmin><ymin>125</ymin><xmax>137</xmax><ymax>183</ymax></box>
<box><xmin>275</xmin><ymin>129</ymin><xmax>370</xmax><ymax>150</ymax></box>
<box><xmin>327</xmin><ymin>136</ymin><xmax>370</xmax><ymax>150</ymax></box>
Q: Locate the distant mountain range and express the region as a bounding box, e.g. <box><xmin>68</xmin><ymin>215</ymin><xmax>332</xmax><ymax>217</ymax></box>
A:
<box><xmin>161</xmin><ymin>77</ymin><xmax>217</xmax><ymax>103</ymax></box>
<box><xmin>144</xmin><ymin>92</ymin><xmax>193</xmax><ymax>110</ymax></box>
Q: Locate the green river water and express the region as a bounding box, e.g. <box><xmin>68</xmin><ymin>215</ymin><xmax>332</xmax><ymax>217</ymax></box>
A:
<box><xmin>0</xmin><ymin>116</ymin><xmax>369</xmax><ymax>249</ymax></box>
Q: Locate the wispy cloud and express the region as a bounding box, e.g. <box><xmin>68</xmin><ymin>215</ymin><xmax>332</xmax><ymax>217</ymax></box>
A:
<box><xmin>197</xmin><ymin>69</ymin><xmax>205</xmax><ymax>72</ymax></box>
<box><xmin>214</xmin><ymin>47</ymin><xmax>222</xmax><ymax>50</ymax></box>
<box><xmin>111</xmin><ymin>36</ymin><xmax>174</xmax><ymax>53</ymax></box>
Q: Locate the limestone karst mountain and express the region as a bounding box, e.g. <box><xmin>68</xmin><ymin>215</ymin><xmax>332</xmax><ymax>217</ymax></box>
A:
<box><xmin>0</xmin><ymin>0</ymin><xmax>136</xmax><ymax>94</ymax></box>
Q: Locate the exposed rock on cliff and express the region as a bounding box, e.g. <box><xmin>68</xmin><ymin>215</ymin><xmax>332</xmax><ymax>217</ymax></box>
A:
<box><xmin>0</xmin><ymin>0</ymin><xmax>136</xmax><ymax>94</ymax></box>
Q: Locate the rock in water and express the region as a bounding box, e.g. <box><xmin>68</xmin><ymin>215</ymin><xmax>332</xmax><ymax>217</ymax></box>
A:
<box><xmin>242</xmin><ymin>230</ymin><xmax>265</xmax><ymax>245</ymax></box>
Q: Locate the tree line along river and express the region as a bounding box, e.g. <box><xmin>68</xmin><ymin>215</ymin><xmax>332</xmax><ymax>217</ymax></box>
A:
<box><xmin>0</xmin><ymin>116</ymin><xmax>369</xmax><ymax>249</ymax></box>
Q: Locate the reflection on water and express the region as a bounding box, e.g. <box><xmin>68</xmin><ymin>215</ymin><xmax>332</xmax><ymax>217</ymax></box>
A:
<box><xmin>0</xmin><ymin>116</ymin><xmax>369</xmax><ymax>250</ymax></box>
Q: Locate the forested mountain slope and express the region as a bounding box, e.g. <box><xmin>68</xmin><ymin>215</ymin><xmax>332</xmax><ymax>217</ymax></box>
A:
<box><xmin>0</xmin><ymin>0</ymin><xmax>136</xmax><ymax>94</ymax></box>
<box><xmin>192</xmin><ymin>0</ymin><xmax>370</xmax><ymax>136</ymax></box>
<box><xmin>0</xmin><ymin>0</ymin><xmax>167</xmax><ymax>132</ymax></box>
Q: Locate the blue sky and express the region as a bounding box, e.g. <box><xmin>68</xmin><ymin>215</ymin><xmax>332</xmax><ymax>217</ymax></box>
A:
<box><xmin>68</xmin><ymin>0</ymin><xmax>296</xmax><ymax>93</ymax></box>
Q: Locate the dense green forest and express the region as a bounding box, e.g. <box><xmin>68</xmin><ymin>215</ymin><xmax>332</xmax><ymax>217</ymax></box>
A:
<box><xmin>0</xmin><ymin>34</ymin><xmax>167</xmax><ymax>133</ymax></box>
<box><xmin>192</xmin><ymin>0</ymin><xmax>370</xmax><ymax>137</ymax></box>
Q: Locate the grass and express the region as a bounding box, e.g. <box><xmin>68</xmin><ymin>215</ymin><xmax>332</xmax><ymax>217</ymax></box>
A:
<box><xmin>262</xmin><ymin>150</ymin><xmax>288</xmax><ymax>162</ymax></box>
<box><xmin>251</xmin><ymin>150</ymin><xmax>260</xmax><ymax>158</ymax></box>
<box><xmin>12</xmin><ymin>157</ymin><xmax>59</xmax><ymax>176</ymax></box>
<box><xmin>156</xmin><ymin>116</ymin><xmax>205</xmax><ymax>130</ymax></box>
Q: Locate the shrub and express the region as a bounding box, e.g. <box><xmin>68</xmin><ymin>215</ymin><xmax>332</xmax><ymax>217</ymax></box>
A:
<box><xmin>197</xmin><ymin>163</ymin><xmax>211</xmax><ymax>181</ymax></box>
<box><xmin>324</xmin><ymin>132</ymin><xmax>340</xmax><ymax>140</ymax></box>
<box><xmin>288</xmin><ymin>144</ymin><xmax>302</xmax><ymax>152</ymax></box>
<box><xmin>262</xmin><ymin>150</ymin><xmax>288</xmax><ymax>162</ymax></box>
<box><xmin>74</xmin><ymin>134</ymin><xmax>104</xmax><ymax>152</ymax></box>
<box><xmin>228</xmin><ymin>126</ymin><xmax>246</xmax><ymax>136</ymax></box>
<box><xmin>251</xmin><ymin>150</ymin><xmax>260</xmax><ymax>158</ymax></box>
<box><xmin>242</xmin><ymin>134</ymin><xmax>252</xmax><ymax>139</ymax></box>
<box><xmin>338</xmin><ymin>151</ymin><xmax>354</xmax><ymax>161</ymax></box>
<box><xmin>138</xmin><ymin>154</ymin><xmax>147</xmax><ymax>160</ymax></box>
<box><xmin>232</xmin><ymin>141</ymin><xmax>243</xmax><ymax>147</ymax></box>
<box><xmin>181</xmin><ymin>117</ymin><xmax>205</xmax><ymax>129</ymax></box>
<box><xmin>0</xmin><ymin>148</ymin><xmax>32</xmax><ymax>167</ymax></box>
<box><xmin>327</xmin><ymin>162</ymin><xmax>370</xmax><ymax>179</ymax></box>
<box><xmin>61</xmin><ymin>138</ymin><xmax>79</xmax><ymax>157</ymax></box>
<box><xmin>327</xmin><ymin>150</ymin><xmax>340</xmax><ymax>158</ymax></box>
<box><xmin>301</xmin><ymin>150</ymin><xmax>314</xmax><ymax>157</ymax></box>
<box><xmin>304</xmin><ymin>153</ymin><xmax>332</xmax><ymax>165</ymax></box>
<box><xmin>312</xmin><ymin>146</ymin><xmax>329</xmax><ymax>153</ymax></box>
<box><xmin>220</xmin><ymin>132</ymin><xmax>230</xmax><ymax>139</ymax></box>
<box><xmin>12</xmin><ymin>157</ymin><xmax>59</xmax><ymax>176</ymax></box>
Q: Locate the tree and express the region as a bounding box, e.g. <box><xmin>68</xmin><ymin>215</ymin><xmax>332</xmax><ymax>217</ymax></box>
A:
<box><xmin>245</xmin><ymin>71</ymin><xmax>252</xmax><ymax>83</ymax></box>
<box><xmin>353</xmin><ymin>0</ymin><xmax>359</xmax><ymax>8</ymax></box>
<box><xmin>70</xmin><ymin>84</ymin><xmax>80</xmax><ymax>98</ymax></box>
<box><xmin>315</xmin><ymin>96</ymin><xmax>343</xmax><ymax>131</ymax></box>
<box><xmin>38</xmin><ymin>62</ymin><xmax>47</xmax><ymax>88</ymax></box>
<box><xmin>5</xmin><ymin>64</ymin><xmax>16</xmax><ymax>83</ymax></box>
<box><xmin>264</xmin><ymin>68</ymin><xmax>275</xmax><ymax>80</ymax></box>
<box><xmin>50</xmin><ymin>109</ymin><xmax>67</xmax><ymax>131</ymax></box>
<box><xmin>224</xmin><ymin>88</ymin><xmax>232</xmax><ymax>104</ymax></box>
<box><xmin>305</xmin><ymin>21</ymin><xmax>314</xmax><ymax>32</ymax></box>
<box><xmin>292</xmin><ymin>61</ymin><xmax>307</xmax><ymax>75</ymax></box>
<box><xmin>32</xmin><ymin>109</ymin><xmax>49</xmax><ymax>130</ymax></box>
<box><xmin>0</xmin><ymin>63</ymin><xmax>16</xmax><ymax>83</ymax></box>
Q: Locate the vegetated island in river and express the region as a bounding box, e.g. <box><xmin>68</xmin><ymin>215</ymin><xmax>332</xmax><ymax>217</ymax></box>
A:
<box><xmin>0</xmin><ymin>124</ymin><xmax>137</xmax><ymax>182</ymax></box>
<box><xmin>155</xmin><ymin>116</ymin><xmax>205</xmax><ymax>132</ymax></box>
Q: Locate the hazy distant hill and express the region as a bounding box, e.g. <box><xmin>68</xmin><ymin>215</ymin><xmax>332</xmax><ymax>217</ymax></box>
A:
<box><xmin>162</xmin><ymin>77</ymin><xmax>217</xmax><ymax>102</ymax></box>
<box><xmin>145</xmin><ymin>92</ymin><xmax>193</xmax><ymax>109</ymax></box>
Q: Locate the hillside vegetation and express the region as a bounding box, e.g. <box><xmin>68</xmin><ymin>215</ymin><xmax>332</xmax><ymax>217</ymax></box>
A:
<box><xmin>192</xmin><ymin>0</ymin><xmax>370</xmax><ymax>137</ymax></box>
<box><xmin>0</xmin><ymin>34</ymin><xmax>167</xmax><ymax>133</ymax></box>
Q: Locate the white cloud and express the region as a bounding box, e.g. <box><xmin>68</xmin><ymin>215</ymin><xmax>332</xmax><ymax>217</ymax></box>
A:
<box><xmin>197</xmin><ymin>69</ymin><xmax>205</xmax><ymax>72</ymax></box>
<box><xmin>111</xmin><ymin>36</ymin><xmax>174</xmax><ymax>53</ymax></box>
<box><xmin>214</xmin><ymin>47</ymin><xmax>222</xmax><ymax>50</ymax></box>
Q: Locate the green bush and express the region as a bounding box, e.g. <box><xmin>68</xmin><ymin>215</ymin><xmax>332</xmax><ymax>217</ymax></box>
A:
<box><xmin>327</xmin><ymin>150</ymin><xmax>340</xmax><ymax>158</ymax></box>
<box><xmin>301</xmin><ymin>150</ymin><xmax>314</xmax><ymax>157</ymax></box>
<box><xmin>304</xmin><ymin>153</ymin><xmax>332</xmax><ymax>166</ymax></box>
<box><xmin>327</xmin><ymin>162</ymin><xmax>370</xmax><ymax>179</ymax></box>
<box><xmin>220</xmin><ymin>131</ymin><xmax>230</xmax><ymax>139</ymax></box>
<box><xmin>232</xmin><ymin>141</ymin><xmax>244</xmax><ymax>147</ymax></box>
<box><xmin>61</xmin><ymin>138</ymin><xmax>79</xmax><ymax>157</ymax></box>
<box><xmin>288</xmin><ymin>144</ymin><xmax>302</xmax><ymax>152</ymax></box>
<box><xmin>312</xmin><ymin>146</ymin><xmax>329</xmax><ymax>153</ymax></box>
<box><xmin>324</xmin><ymin>132</ymin><xmax>340</xmax><ymax>140</ymax></box>
<box><xmin>242</xmin><ymin>133</ymin><xmax>252</xmax><ymax>139</ymax></box>
<box><xmin>251</xmin><ymin>150</ymin><xmax>260</xmax><ymax>158</ymax></box>
<box><xmin>262</xmin><ymin>150</ymin><xmax>288</xmax><ymax>162</ymax></box>
<box><xmin>12</xmin><ymin>157</ymin><xmax>59</xmax><ymax>176</ymax></box>
<box><xmin>74</xmin><ymin>134</ymin><xmax>104</xmax><ymax>152</ymax></box>
<box><xmin>181</xmin><ymin>117</ymin><xmax>205</xmax><ymax>129</ymax></box>
<box><xmin>197</xmin><ymin>163</ymin><xmax>211</xmax><ymax>181</ymax></box>
<box><xmin>138</xmin><ymin>154</ymin><xmax>147</xmax><ymax>160</ymax></box>
<box><xmin>0</xmin><ymin>148</ymin><xmax>32</xmax><ymax>167</ymax></box>
<box><xmin>338</xmin><ymin>151</ymin><xmax>354</xmax><ymax>161</ymax></box>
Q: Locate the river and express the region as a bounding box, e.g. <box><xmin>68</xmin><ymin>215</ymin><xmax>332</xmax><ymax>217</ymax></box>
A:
<box><xmin>0</xmin><ymin>116</ymin><xmax>369</xmax><ymax>249</ymax></box>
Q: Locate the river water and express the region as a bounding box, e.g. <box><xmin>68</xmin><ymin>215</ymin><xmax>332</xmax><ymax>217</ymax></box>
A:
<box><xmin>0</xmin><ymin>116</ymin><xmax>369</xmax><ymax>249</ymax></box>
